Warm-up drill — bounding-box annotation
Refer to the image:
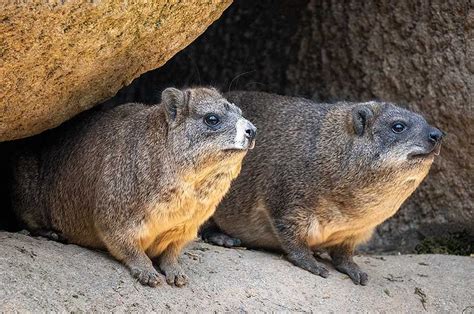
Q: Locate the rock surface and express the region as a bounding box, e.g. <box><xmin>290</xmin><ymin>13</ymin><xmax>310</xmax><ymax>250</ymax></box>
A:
<box><xmin>0</xmin><ymin>232</ymin><xmax>472</xmax><ymax>312</ymax></box>
<box><xmin>0</xmin><ymin>1</ymin><xmax>231</xmax><ymax>141</ymax></box>
<box><xmin>108</xmin><ymin>0</ymin><xmax>473</xmax><ymax>252</ymax></box>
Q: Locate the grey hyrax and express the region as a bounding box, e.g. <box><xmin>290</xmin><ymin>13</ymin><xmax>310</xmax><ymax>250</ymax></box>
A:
<box><xmin>11</xmin><ymin>87</ymin><xmax>256</xmax><ymax>287</ymax></box>
<box><xmin>202</xmin><ymin>91</ymin><xmax>443</xmax><ymax>286</ymax></box>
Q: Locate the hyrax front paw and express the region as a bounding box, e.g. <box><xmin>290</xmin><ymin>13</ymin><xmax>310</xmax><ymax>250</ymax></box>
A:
<box><xmin>130</xmin><ymin>267</ymin><xmax>163</xmax><ymax>287</ymax></box>
<box><xmin>304</xmin><ymin>262</ymin><xmax>330</xmax><ymax>278</ymax></box>
<box><xmin>160</xmin><ymin>264</ymin><xmax>189</xmax><ymax>287</ymax></box>
<box><xmin>335</xmin><ymin>262</ymin><xmax>368</xmax><ymax>286</ymax></box>
<box><xmin>287</xmin><ymin>252</ymin><xmax>330</xmax><ymax>278</ymax></box>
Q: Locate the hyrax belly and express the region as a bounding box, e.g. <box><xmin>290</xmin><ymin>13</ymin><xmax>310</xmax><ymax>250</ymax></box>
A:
<box><xmin>140</xmin><ymin>199</ymin><xmax>208</xmax><ymax>258</ymax></box>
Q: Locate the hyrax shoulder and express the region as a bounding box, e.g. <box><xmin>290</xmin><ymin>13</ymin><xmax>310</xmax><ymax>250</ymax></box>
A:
<box><xmin>11</xmin><ymin>87</ymin><xmax>256</xmax><ymax>287</ymax></box>
<box><xmin>202</xmin><ymin>91</ymin><xmax>443</xmax><ymax>286</ymax></box>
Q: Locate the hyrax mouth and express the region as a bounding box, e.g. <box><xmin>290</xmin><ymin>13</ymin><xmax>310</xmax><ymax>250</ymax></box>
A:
<box><xmin>408</xmin><ymin>144</ymin><xmax>441</xmax><ymax>159</ymax></box>
<box><xmin>224</xmin><ymin>138</ymin><xmax>255</xmax><ymax>151</ymax></box>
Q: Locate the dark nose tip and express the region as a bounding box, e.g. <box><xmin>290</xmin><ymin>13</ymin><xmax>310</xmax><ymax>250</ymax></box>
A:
<box><xmin>245</xmin><ymin>124</ymin><xmax>257</xmax><ymax>140</ymax></box>
<box><xmin>428</xmin><ymin>128</ymin><xmax>443</xmax><ymax>144</ymax></box>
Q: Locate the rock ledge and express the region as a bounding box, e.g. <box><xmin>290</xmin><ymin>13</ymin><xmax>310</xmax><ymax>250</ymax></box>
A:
<box><xmin>0</xmin><ymin>232</ymin><xmax>472</xmax><ymax>312</ymax></box>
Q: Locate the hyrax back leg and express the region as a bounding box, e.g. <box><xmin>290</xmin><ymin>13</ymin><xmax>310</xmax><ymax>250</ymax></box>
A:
<box><xmin>100</xmin><ymin>231</ymin><xmax>163</xmax><ymax>287</ymax></box>
<box><xmin>273</xmin><ymin>214</ymin><xmax>329</xmax><ymax>278</ymax></box>
<box><xmin>329</xmin><ymin>241</ymin><xmax>368</xmax><ymax>286</ymax></box>
<box><xmin>200</xmin><ymin>219</ymin><xmax>242</xmax><ymax>248</ymax></box>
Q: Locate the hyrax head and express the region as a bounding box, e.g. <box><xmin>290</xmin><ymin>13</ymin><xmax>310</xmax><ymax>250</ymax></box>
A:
<box><xmin>347</xmin><ymin>101</ymin><xmax>443</xmax><ymax>172</ymax></box>
<box><xmin>161</xmin><ymin>87</ymin><xmax>256</xmax><ymax>169</ymax></box>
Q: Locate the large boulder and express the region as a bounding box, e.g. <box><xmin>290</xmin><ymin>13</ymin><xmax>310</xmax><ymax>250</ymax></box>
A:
<box><xmin>0</xmin><ymin>232</ymin><xmax>472</xmax><ymax>311</ymax></box>
<box><xmin>0</xmin><ymin>1</ymin><xmax>231</xmax><ymax>141</ymax></box>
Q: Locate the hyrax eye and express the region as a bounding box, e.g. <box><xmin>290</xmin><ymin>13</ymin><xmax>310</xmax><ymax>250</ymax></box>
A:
<box><xmin>204</xmin><ymin>114</ymin><xmax>221</xmax><ymax>127</ymax></box>
<box><xmin>391</xmin><ymin>122</ymin><xmax>406</xmax><ymax>133</ymax></box>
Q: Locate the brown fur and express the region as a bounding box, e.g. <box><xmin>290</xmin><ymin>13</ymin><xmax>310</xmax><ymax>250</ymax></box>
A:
<box><xmin>201</xmin><ymin>92</ymin><xmax>442</xmax><ymax>286</ymax></box>
<box><xmin>11</xmin><ymin>87</ymin><xmax>256</xmax><ymax>287</ymax></box>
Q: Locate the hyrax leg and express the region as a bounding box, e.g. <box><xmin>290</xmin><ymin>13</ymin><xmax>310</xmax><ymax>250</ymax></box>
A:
<box><xmin>329</xmin><ymin>242</ymin><xmax>368</xmax><ymax>285</ymax></box>
<box><xmin>157</xmin><ymin>239</ymin><xmax>190</xmax><ymax>287</ymax></box>
<box><xmin>101</xmin><ymin>232</ymin><xmax>163</xmax><ymax>287</ymax></box>
<box><xmin>273</xmin><ymin>216</ymin><xmax>329</xmax><ymax>278</ymax></box>
<box><xmin>200</xmin><ymin>219</ymin><xmax>242</xmax><ymax>248</ymax></box>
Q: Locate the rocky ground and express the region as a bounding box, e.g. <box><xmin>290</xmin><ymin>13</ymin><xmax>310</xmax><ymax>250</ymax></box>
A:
<box><xmin>0</xmin><ymin>232</ymin><xmax>472</xmax><ymax>312</ymax></box>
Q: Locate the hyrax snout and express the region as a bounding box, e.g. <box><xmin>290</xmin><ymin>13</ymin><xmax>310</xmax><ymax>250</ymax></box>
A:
<box><xmin>201</xmin><ymin>91</ymin><xmax>442</xmax><ymax>286</ymax></box>
<box><xmin>11</xmin><ymin>87</ymin><xmax>256</xmax><ymax>287</ymax></box>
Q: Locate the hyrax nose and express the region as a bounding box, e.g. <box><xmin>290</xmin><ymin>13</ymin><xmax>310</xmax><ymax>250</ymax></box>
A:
<box><xmin>428</xmin><ymin>127</ymin><xmax>443</xmax><ymax>144</ymax></box>
<box><xmin>245</xmin><ymin>122</ymin><xmax>257</xmax><ymax>140</ymax></box>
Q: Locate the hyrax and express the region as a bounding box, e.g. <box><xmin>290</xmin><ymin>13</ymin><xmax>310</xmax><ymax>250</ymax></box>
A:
<box><xmin>202</xmin><ymin>91</ymin><xmax>443</xmax><ymax>286</ymax></box>
<box><xmin>11</xmin><ymin>87</ymin><xmax>256</xmax><ymax>287</ymax></box>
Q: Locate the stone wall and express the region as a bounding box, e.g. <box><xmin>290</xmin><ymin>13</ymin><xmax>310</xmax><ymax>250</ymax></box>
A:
<box><xmin>109</xmin><ymin>0</ymin><xmax>473</xmax><ymax>252</ymax></box>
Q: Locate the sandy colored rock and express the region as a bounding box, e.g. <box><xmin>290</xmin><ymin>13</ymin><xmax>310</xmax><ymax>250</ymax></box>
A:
<box><xmin>0</xmin><ymin>232</ymin><xmax>472</xmax><ymax>312</ymax></box>
<box><xmin>0</xmin><ymin>1</ymin><xmax>231</xmax><ymax>141</ymax></box>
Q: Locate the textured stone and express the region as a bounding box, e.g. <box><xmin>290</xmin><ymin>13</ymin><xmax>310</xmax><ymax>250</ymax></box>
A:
<box><xmin>0</xmin><ymin>1</ymin><xmax>231</xmax><ymax>141</ymax></box>
<box><xmin>107</xmin><ymin>0</ymin><xmax>473</xmax><ymax>252</ymax></box>
<box><xmin>1</xmin><ymin>232</ymin><xmax>472</xmax><ymax>312</ymax></box>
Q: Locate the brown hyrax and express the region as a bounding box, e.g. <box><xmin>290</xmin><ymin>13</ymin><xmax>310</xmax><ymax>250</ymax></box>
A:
<box><xmin>10</xmin><ymin>87</ymin><xmax>256</xmax><ymax>287</ymax></box>
<box><xmin>201</xmin><ymin>91</ymin><xmax>443</xmax><ymax>286</ymax></box>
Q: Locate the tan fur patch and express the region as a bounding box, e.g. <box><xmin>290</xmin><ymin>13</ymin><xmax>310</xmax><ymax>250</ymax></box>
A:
<box><xmin>140</xmin><ymin>160</ymin><xmax>243</xmax><ymax>258</ymax></box>
<box><xmin>307</xmin><ymin>165</ymin><xmax>431</xmax><ymax>249</ymax></box>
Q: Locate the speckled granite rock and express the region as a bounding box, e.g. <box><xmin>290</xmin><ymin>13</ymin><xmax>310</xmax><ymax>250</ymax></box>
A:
<box><xmin>0</xmin><ymin>1</ymin><xmax>231</xmax><ymax>140</ymax></box>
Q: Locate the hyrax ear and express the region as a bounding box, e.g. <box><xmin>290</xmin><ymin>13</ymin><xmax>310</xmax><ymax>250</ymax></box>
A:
<box><xmin>351</xmin><ymin>106</ymin><xmax>374</xmax><ymax>136</ymax></box>
<box><xmin>161</xmin><ymin>87</ymin><xmax>188</xmax><ymax>123</ymax></box>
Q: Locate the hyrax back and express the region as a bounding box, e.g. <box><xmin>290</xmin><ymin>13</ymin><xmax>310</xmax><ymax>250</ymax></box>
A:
<box><xmin>11</xmin><ymin>87</ymin><xmax>256</xmax><ymax>287</ymax></box>
<box><xmin>202</xmin><ymin>91</ymin><xmax>443</xmax><ymax>285</ymax></box>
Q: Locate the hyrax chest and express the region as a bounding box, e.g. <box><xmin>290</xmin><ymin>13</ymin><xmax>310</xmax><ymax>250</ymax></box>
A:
<box><xmin>307</xmin><ymin>177</ymin><xmax>423</xmax><ymax>248</ymax></box>
<box><xmin>139</xmin><ymin>166</ymin><xmax>240</xmax><ymax>254</ymax></box>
